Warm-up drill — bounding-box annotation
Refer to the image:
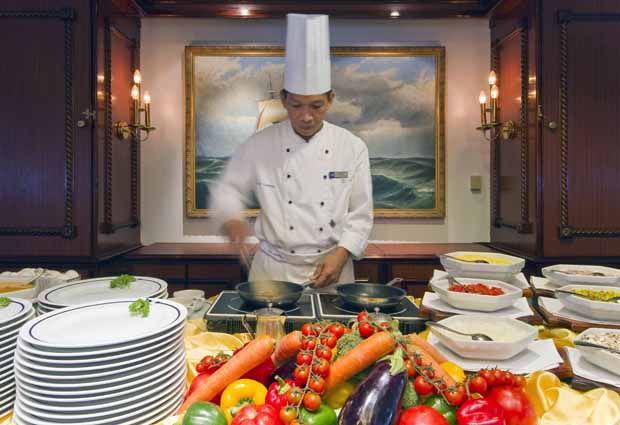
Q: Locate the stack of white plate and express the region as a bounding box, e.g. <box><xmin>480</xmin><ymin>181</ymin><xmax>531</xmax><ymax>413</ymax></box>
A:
<box><xmin>36</xmin><ymin>276</ymin><xmax>168</xmax><ymax>315</ymax></box>
<box><xmin>12</xmin><ymin>299</ymin><xmax>187</xmax><ymax>425</ymax></box>
<box><xmin>0</xmin><ymin>298</ymin><xmax>35</xmax><ymax>417</ymax></box>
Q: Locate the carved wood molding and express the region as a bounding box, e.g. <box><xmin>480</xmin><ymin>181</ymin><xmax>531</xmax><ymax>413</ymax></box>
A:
<box><xmin>558</xmin><ymin>10</ymin><xmax>620</xmax><ymax>239</ymax></box>
<box><xmin>100</xmin><ymin>19</ymin><xmax>140</xmax><ymax>234</ymax></box>
<box><xmin>491</xmin><ymin>20</ymin><xmax>532</xmax><ymax>234</ymax></box>
<box><xmin>0</xmin><ymin>8</ymin><xmax>77</xmax><ymax>239</ymax></box>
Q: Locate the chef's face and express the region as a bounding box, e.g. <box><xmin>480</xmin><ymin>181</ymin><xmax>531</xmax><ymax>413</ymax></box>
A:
<box><xmin>281</xmin><ymin>91</ymin><xmax>334</xmax><ymax>139</ymax></box>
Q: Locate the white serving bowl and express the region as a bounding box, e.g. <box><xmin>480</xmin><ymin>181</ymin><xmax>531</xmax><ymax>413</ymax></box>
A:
<box><xmin>430</xmin><ymin>315</ymin><xmax>537</xmax><ymax>360</ymax></box>
<box><xmin>555</xmin><ymin>284</ymin><xmax>620</xmax><ymax>321</ymax></box>
<box><xmin>440</xmin><ymin>251</ymin><xmax>525</xmax><ymax>281</ymax></box>
<box><xmin>574</xmin><ymin>328</ymin><xmax>620</xmax><ymax>376</ymax></box>
<box><xmin>431</xmin><ymin>278</ymin><xmax>522</xmax><ymax>312</ymax></box>
<box><xmin>542</xmin><ymin>265</ymin><xmax>620</xmax><ymax>287</ymax></box>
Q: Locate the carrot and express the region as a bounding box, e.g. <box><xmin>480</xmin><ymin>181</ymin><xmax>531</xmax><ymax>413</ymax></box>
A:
<box><xmin>324</xmin><ymin>331</ymin><xmax>396</xmax><ymax>392</ymax></box>
<box><xmin>271</xmin><ymin>330</ymin><xmax>303</xmax><ymax>366</ymax></box>
<box><xmin>407</xmin><ymin>344</ymin><xmax>456</xmax><ymax>388</ymax></box>
<box><xmin>177</xmin><ymin>334</ymin><xmax>275</xmax><ymax>413</ymax></box>
<box><xmin>407</xmin><ymin>333</ymin><xmax>448</xmax><ymax>364</ymax></box>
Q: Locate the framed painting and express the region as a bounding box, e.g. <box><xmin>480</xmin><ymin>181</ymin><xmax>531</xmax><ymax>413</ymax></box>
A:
<box><xmin>185</xmin><ymin>46</ymin><xmax>445</xmax><ymax>218</ymax></box>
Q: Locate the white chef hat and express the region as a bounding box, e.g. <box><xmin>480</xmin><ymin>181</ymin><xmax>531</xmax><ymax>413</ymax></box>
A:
<box><xmin>283</xmin><ymin>14</ymin><xmax>331</xmax><ymax>95</ymax></box>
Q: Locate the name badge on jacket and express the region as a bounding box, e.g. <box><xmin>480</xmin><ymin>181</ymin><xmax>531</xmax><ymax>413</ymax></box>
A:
<box><xmin>329</xmin><ymin>171</ymin><xmax>348</xmax><ymax>179</ymax></box>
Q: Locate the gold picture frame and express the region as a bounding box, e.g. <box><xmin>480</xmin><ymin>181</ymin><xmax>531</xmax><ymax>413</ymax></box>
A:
<box><xmin>185</xmin><ymin>45</ymin><xmax>445</xmax><ymax>218</ymax></box>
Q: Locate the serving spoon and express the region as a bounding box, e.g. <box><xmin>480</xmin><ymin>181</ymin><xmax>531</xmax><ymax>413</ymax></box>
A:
<box><xmin>426</xmin><ymin>321</ymin><xmax>494</xmax><ymax>341</ymax></box>
<box><xmin>574</xmin><ymin>340</ymin><xmax>620</xmax><ymax>355</ymax></box>
<box><xmin>555</xmin><ymin>289</ymin><xmax>620</xmax><ymax>303</ymax></box>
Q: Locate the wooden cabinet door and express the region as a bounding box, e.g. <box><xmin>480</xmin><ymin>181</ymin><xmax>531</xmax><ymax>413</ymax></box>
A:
<box><xmin>0</xmin><ymin>0</ymin><xmax>94</xmax><ymax>257</ymax></box>
<box><xmin>541</xmin><ymin>0</ymin><xmax>620</xmax><ymax>256</ymax></box>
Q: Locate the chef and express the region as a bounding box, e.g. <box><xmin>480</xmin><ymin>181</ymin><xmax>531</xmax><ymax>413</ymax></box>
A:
<box><xmin>210</xmin><ymin>14</ymin><xmax>373</xmax><ymax>288</ymax></box>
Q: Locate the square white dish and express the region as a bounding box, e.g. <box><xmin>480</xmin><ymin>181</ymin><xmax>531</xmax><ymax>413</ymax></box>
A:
<box><xmin>542</xmin><ymin>264</ymin><xmax>620</xmax><ymax>287</ymax></box>
<box><xmin>555</xmin><ymin>284</ymin><xmax>620</xmax><ymax>321</ymax></box>
<box><xmin>574</xmin><ymin>328</ymin><xmax>620</xmax><ymax>376</ymax></box>
<box><xmin>429</xmin><ymin>314</ymin><xmax>538</xmax><ymax>360</ymax></box>
<box><xmin>431</xmin><ymin>278</ymin><xmax>522</xmax><ymax>312</ymax></box>
<box><xmin>440</xmin><ymin>251</ymin><xmax>525</xmax><ymax>281</ymax></box>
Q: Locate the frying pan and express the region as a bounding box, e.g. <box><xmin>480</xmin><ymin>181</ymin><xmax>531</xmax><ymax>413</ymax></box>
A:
<box><xmin>235</xmin><ymin>280</ymin><xmax>313</xmax><ymax>307</ymax></box>
<box><xmin>336</xmin><ymin>278</ymin><xmax>405</xmax><ymax>310</ymax></box>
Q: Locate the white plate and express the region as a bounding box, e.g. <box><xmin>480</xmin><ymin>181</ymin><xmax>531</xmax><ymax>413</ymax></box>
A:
<box><xmin>556</xmin><ymin>284</ymin><xmax>620</xmax><ymax>321</ymax></box>
<box><xmin>14</xmin><ymin>348</ymin><xmax>184</xmax><ymax>389</ymax></box>
<box><xmin>574</xmin><ymin>328</ymin><xmax>620</xmax><ymax>376</ymax></box>
<box><xmin>0</xmin><ymin>309</ymin><xmax>34</xmax><ymax>334</ymax></box>
<box><xmin>17</xmin><ymin>320</ymin><xmax>185</xmax><ymax>358</ymax></box>
<box><xmin>15</xmin><ymin>355</ymin><xmax>185</xmax><ymax>398</ymax></box>
<box><xmin>0</xmin><ymin>298</ymin><xmax>32</xmax><ymax>327</ymax></box>
<box><xmin>17</xmin><ymin>361</ymin><xmax>185</xmax><ymax>404</ymax></box>
<box><xmin>430</xmin><ymin>315</ymin><xmax>538</xmax><ymax>360</ymax></box>
<box><xmin>431</xmin><ymin>278</ymin><xmax>522</xmax><ymax>312</ymax></box>
<box><xmin>14</xmin><ymin>339</ymin><xmax>180</xmax><ymax>377</ymax></box>
<box><xmin>17</xmin><ymin>332</ymin><xmax>183</xmax><ymax>368</ymax></box>
<box><xmin>543</xmin><ymin>265</ymin><xmax>620</xmax><ymax>287</ymax></box>
<box><xmin>13</xmin><ymin>383</ymin><xmax>184</xmax><ymax>425</ymax></box>
<box><xmin>20</xmin><ymin>299</ymin><xmax>186</xmax><ymax>349</ymax></box>
<box><xmin>38</xmin><ymin>276</ymin><xmax>167</xmax><ymax>307</ymax></box>
<box><xmin>440</xmin><ymin>251</ymin><xmax>525</xmax><ymax>281</ymax></box>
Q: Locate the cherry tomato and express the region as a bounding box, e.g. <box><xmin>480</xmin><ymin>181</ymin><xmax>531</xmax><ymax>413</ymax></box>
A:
<box><xmin>343</xmin><ymin>327</ymin><xmax>352</xmax><ymax>334</ymax></box>
<box><xmin>444</xmin><ymin>385</ymin><xmax>467</xmax><ymax>406</ymax></box>
<box><xmin>214</xmin><ymin>353</ymin><xmax>230</xmax><ymax>364</ymax></box>
<box><xmin>302</xmin><ymin>392</ymin><xmax>322</xmax><ymax>412</ymax></box>
<box><xmin>414</xmin><ymin>375</ymin><xmax>434</xmax><ymax>396</ymax></box>
<box><xmin>493</xmin><ymin>369</ymin><xmax>505</xmax><ymax>386</ymax></box>
<box><xmin>504</xmin><ymin>371</ymin><xmax>514</xmax><ymax>386</ymax></box>
<box><xmin>314</xmin><ymin>324</ymin><xmax>325</xmax><ymax>334</ymax></box>
<box><xmin>469</xmin><ymin>375</ymin><xmax>488</xmax><ymax>395</ymax></box>
<box><xmin>325</xmin><ymin>334</ymin><xmax>338</xmax><ymax>349</ymax></box>
<box><xmin>316</xmin><ymin>346</ymin><xmax>332</xmax><ymax>361</ymax></box>
<box><xmin>302</xmin><ymin>337</ymin><xmax>317</xmax><ymax>351</ymax></box>
<box><xmin>301</xmin><ymin>323</ymin><xmax>316</xmax><ymax>337</ymax></box>
<box><xmin>514</xmin><ymin>375</ymin><xmax>526</xmax><ymax>388</ymax></box>
<box><xmin>286</xmin><ymin>387</ymin><xmax>303</xmax><ymax>405</ymax></box>
<box><xmin>280</xmin><ymin>406</ymin><xmax>298</xmax><ymax>424</ymax></box>
<box><xmin>195</xmin><ymin>355</ymin><xmax>213</xmax><ymax>373</ymax></box>
<box><xmin>379</xmin><ymin>322</ymin><xmax>391</xmax><ymax>330</ymax></box>
<box><xmin>296</xmin><ymin>352</ymin><xmax>312</xmax><ymax>366</ymax></box>
<box><xmin>328</xmin><ymin>323</ymin><xmax>345</xmax><ymax>338</ymax></box>
<box><xmin>424</xmin><ymin>368</ymin><xmax>435</xmax><ymax>380</ymax></box>
<box><xmin>480</xmin><ymin>369</ymin><xmax>495</xmax><ymax>387</ymax></box>
<box><xmin>312</xmin><ymin>358</ymin><xmax>330</xmax><ymax>378</ymax></box>
<box><xmin>405</xmin><ymin>359</ymin><xmax>416</xmax><ymax>378</ymax></box>
<box><xmin>294</xmin><ymin>366</ymin><xmax>309</xmax><ymax>386</ymax></box>
<box><xmin>308</xmin><ymin>376</ymin><xmax>326</xmax><ymax>394</ymax></box>
<box><xmin>414</xmin><ymin>355</ymin><xmax>423</xmax><ymax>367</ymax></box>
<box><xmin>357</xmin><ymin>311</ymin><xmax>368</xmax><ymax>322</ymax></box>
<box><xmin>358</xmin><ymin>322</ymin><xmax>375</xmax><ymax>339</ymax></box>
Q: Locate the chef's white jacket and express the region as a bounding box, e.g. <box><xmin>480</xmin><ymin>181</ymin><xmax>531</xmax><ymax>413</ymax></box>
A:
<box><xmin>210</xmin><ymin>120</ymin><xmax>373</xmax><ymax>283</ymax></box>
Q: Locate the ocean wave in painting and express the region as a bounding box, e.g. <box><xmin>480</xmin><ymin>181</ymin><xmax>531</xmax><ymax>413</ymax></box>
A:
<box><xmin>195</xmin><ymin>156</ymin><xmax>435</xmax><ymax>210</ymax></box>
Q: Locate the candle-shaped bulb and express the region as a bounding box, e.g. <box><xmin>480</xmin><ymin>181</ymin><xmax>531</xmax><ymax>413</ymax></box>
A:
<box><xmin>479</xmin><ymin>90</ymin><xmax>487</xmax><ymax>104</ymax></box>
<box><xmin>131</xmin><ymin>85</ymin><xmax>139</xmax><ymax>100</ymax></box>
<box><xmin>133</xmin><ymin>70</ymin><xmax>142</xmax><ymax>85</ymax></box>
<box><xmin>490</xmin><ymin>84</ymin><xmax>499</xmax><ymax>99</ymax></box>
<box><xmin>143</xmin><ymin>91</ymin><xmax>151</xmax><ymax>104</ymax></box>
<box><xmin>488</xmin><ymin>70</ymin><xmax>497</xmax><ymax>86</ymax></box>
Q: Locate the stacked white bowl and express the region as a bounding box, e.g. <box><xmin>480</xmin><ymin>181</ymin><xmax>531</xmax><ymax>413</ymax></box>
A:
<box><xmin>36</xmin><ymin>276</ymin><xmax>168</xmax><ymax>315</ymax></box>
<box><xmin>12</xmin><ymin>298</ymin><xmax>186</xmax><ymax>425</ymax></box>
<box><xmin>0</xmin><ymin>298</ymin><xmax>35</xmax><ymax>417</ymax></box>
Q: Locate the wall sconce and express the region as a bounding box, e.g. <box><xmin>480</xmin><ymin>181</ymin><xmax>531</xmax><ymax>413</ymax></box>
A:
<box><xmin>113</xmin><ymin>70</ymin><xmax>156</xmax><ymax>141</ymax></box>
<box><xmin>477</xmin><ymin>71</ymin><xmax>518</xmax><ymax>141</ymax></box>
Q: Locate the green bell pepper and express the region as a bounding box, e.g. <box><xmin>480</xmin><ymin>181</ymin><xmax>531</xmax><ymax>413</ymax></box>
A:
<box><xmin>423</xmin><ymin>395</ymin><xmax>457</xmax><ymax>425</ymax></box>
<box><xmin>299</xmin><ymin>404</ymin><xmax>338</xmax><ymax>425</ymax></box>
<box><xmin>182</xmin><ymin>401</ymin><xmax>228</xmax><ymax>425</ymax></box>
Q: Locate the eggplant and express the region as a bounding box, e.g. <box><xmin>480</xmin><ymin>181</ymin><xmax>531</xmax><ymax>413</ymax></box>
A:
<box><xmin>338</xmin><ymin>361</ymin><xmax>407</xmax><ymax>425</ymax></box>
<box><xmin>271</xmin><ymin>358</ymin><xmax>296</xmax><ymax>381</ymax></box>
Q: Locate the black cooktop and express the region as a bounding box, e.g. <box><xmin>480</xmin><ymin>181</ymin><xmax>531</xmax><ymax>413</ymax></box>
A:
<box><xmin>206</xmin><ymin>291</ymin><xmax>317</xmax><ymax>320</ymax></box>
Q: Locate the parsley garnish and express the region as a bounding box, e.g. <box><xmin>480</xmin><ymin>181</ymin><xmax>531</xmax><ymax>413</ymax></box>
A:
<box><xmin>0</xmin><ymin>297</ymin><xmax>10</xmax><ymax>308</ymax></box>
<box><xmin>129</xmin><ymin>298</ymin><xmax>150</xmax><ymax>317</ymax></box>
<box><xmin>110</xmin><ymin>274</ymin><xmax>136</xmax><ymax>289</ymax></box>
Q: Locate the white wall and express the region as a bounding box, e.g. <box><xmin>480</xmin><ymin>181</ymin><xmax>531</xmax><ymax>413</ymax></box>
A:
<box><xmin>140</xmin><ymin>18</ymin><xmax>490</xmax><ymax>244</ymax></box>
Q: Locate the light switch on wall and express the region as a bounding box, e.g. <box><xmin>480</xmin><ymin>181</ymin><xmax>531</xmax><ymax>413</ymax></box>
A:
<box><xmin>470</xmin><ymin>175</ymin><xmax>482</xmax><ymax>192</ymax></box>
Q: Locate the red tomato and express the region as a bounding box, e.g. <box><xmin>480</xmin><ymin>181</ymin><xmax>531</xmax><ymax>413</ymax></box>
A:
<box><xmin>414</xmin><ymin>375</ymin><xmax>434</xmax><ymax>396</ymax></box>
<box><xmin>357</xmin><ymin>311</ymin><xmax>369</xmax><ymax>322</ymax></box>
<box><xmin>308</xmin><ymin>376</ymin><xmax>326</xmax><ymax>394</ymax></box>
<box><xmin>296</xmin><ymin>352</ymin><xmax>312</xmax><ymax>366</ymax></box>
<box><xmin>487</xmin><ymin>385</ymin><xmax>537</xmax><ymax>425</ymax></box>
<box><xmin>358</xmin><ymin>322</ymin><xmax>375</xmax><ymax>339</ymax></box>
<box><xmin>504</xmin><ymin>371</ymin><xmax>514</xmax><ymax>386</ymax></box>
<box><xmin>231</xmin><ymin>404</ymin><xmax>280</xmax><ymax>425</ymax></box>
<box><xmin>513</xmin><ymin>375</ymin><xmax>527</xmax><ymax>388</ymax></box>
<box><xmin>493</xmin><ymin>369</ymin><xmax>505</xmax><ymax>386</ymax></box>
<box><xmin>328</xmin><ymin>323</ymin><xmax>345</xmax><ymax>338</ymax></box>
<box><xmin>325</xmin><ymin>334</ymin><xmax>338</xmax><ymax>349</ymax></box>
<box><xmin>316</xmin><ymin>346</ymin><xmax>332</xmax><ymax>361</ymax></box>
<box><xmin>280</xmin><ymin>406</ymin><xmax>298</xmax><ymax>424</ymax></box>
<box><xmin>405</xmin><ymin>359</ymin><xmax>416</xmax><ymax>378</ymax></box>
<box><xmin>480</xmin><ymin>369</ymin><xmax>495</xmax><ymax>387</ymax></box>
<box><xmin>294</xmin><ymin>366</ymin><xmax>309</xmax><ymax>386</ymax></box>
<box><xmin>312</xmin><ymin>358</ymin><xmax>330</xmax><ymax>378</ymax></box>
<box><xmin>302</xmin><ymin>337</ymin><xmax>316</xmax><ymax>351</ymax></box>
<box><xmin>286</xmin><ymin>387</ymin><xmax>303</xmax><ymax>405</ymax></box>
<box><xmin>468</xmin><ymin>375</ymin><xmax>488</xmax><ymax>395</ymax></box>
<box><xmin>343</xmin><ymin>327</ymin><xmax>352</xmax><ymax>334</ymax></box>
<box><xmin>443</xmin><ymin>385</ymin><xmax>467</xmax><ymax>406</ymax></box>
<box><xmin>399</xmin><ymin>405</ymin><xmax>448</xmax><ymax>425</ymax></box>
<box><xmin>301</xmin><ymin>323</ymin><xmax>316</xmax><ymax>337</ymax></box>
<box><xmin>302</xmin><ymin>392</ymin><xmax>322</xmax><ymax>412</ymax></box>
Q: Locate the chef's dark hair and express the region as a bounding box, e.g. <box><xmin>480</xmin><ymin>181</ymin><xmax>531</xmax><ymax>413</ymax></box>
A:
<box><xmin>281</xmin><ymin>89</ymin><xmax>334</xmax><ymax>100</ymax></box>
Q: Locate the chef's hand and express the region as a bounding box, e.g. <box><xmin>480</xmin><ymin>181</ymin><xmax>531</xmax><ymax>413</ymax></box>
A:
<box><xmin>312</xmin><ymin>247</ymin><xmax>350</xmax><ymax>288</ymax></box>
<box><xmin>223</xmin><ymin>219</ymin><xmax>251</xmax><ymax>266</ymax></box>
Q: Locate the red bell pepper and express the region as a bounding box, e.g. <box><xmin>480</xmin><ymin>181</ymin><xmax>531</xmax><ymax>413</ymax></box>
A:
<box><xmin>486</xmin><ymin>386</ymin><xmax>536</xmax><ymax>425</ymax></box>
<box><xmin>456</xmin><ymin>398</ymin><xmax>506</xmax><ymax>425</ymax></box>
<box><xmin>186</xmin><ymin>370</ymin><xmax>223</xmax><ymax>405</ymax></box>
<box><xmin>230</xmin><ymin>404</ymin><xmax>281</xmax><ymax>425</ymax></box>
<box><xmin>265</xmin><ymin>376</ymin><xmax>295</xmax><ymax>411</ymax></box>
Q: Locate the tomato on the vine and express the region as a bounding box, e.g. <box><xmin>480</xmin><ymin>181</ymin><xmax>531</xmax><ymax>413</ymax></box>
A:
<box><xmin>286</xmin><ymin>388</ymin><xmax>303</xmax><ymax>405</ymax></box>
<box><xmin>493</xmin><ymin>369</ymin><xmax>505</xmax><ymax>385</ymax></box>
<box><xmin>301</xmin><ymin>323</ymin><xmax>316</xmax><ymax>337</ymax></box>
<box><xmin>424</xmin><ymin>368</ymin><xmax>435</xmax><ymax>380</ymax></box>
<box><xmin>312</xmin><ymin>357</ymin><xmax>330</xmax><ymax>378</ymax></box>
<box><xmin>468</xmin><ymin>375</ymin><xmax>488</xmax><ymax>395</ymax></box>
<box><xmin>444</xmin><ymin>385</ymin><xmax>467</xmax><ymax>406</ymax></box>
<box><xmin>308</xmin><ymin>376</ymin><xmax>326</xmax><ymax>394</ymax></box>
<box><xmin>357</xmin><ymin>311</ymin><xmax>368</xmax><ymax>322</ymax></box>
<box><xmin>358</xmin><ymin>322</ymin><xmax>375</xmax><ymax>339</ymax></box>
<box><xmin>195</xmin><ymin>355</ymin><xmax>213</xmax><ymax>373</ymax></box>
<box><xmin>294</xmin><ymin>366</ymin><xmax>309</xmax><ymax>386</ymax></box>
<box><xmin>514</xmin><ymin>375</ymin><xmax>526</xmax><ymax>388</ymax></box>
<box><xmin>328</xmin><ymin>323</ymin><xmax>345</xmax><ymax>338</ymax></box>
<box><xmin>414</xmin><ymin>375</ymin><xmax>434</xmax><ymax>396</ymax></box>
<box><xmin>405</xmin><ymin>359</ymin><xmax>416</xmax><ymax>378</ymax></box>
<box><xmin>503</xmin><ymin>371</ymin><xmax>514</xmax><ymax>386</ymax></box>
<box><xmin>324</xmin><ymin>334</ymin><xmax>338</xmax><ymax>349</ymax></box>
<box><xmin>480</xmin><ymin>369</ymin><xmax>495</xmax><ymax>386</ymax></box>
<box><xmin>316</xmin><ymin>346</ymin><xmax>332</xmax><ymax>361</ymax></box>
<box><xmin>302</xmin><ymin>392</ymin><xmax>322</xmax><ymax>411</ymax></box>
<box><xmin>302</xmin><ymin>337</ymin><xmax>317</xmax><ymax>351</ymax></box>
<box><xmin>296</xmin><ymin>352</ymin><xmax>312</xmax><ymax>366</ymax></box>
<box><xmin>280</xmin><ymin>406</ymin><xmax>298</xmax><ymax>424</ymax></box>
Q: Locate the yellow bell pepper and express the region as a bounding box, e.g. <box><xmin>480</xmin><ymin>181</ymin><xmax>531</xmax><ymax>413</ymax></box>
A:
<box><xmin>219</xmin><ymin>379</ymin><xmax>268</xmax><ymax>423</ymax></box>
<box><xmin>439</xmin><ymin>361</ymin><xmax>465</xmax><ymax>383</ymax></box>
<box><xmin>324</xmin><ymin>381</ymin><xmax>356</xmax><ymax>409</ymax></box>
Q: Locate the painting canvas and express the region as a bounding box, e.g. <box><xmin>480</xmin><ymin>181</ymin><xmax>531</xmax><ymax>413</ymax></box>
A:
<box><xmin>185</xmin><ymin>46</ymin><xmax>445</xmax><ymax>218</ymax></box>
